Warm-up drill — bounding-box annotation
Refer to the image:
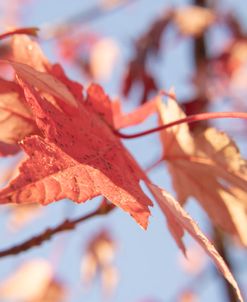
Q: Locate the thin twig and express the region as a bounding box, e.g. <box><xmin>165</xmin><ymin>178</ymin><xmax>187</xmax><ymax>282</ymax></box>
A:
<box><xmin>0</xmin><ymin>203</ymin><xmax>114</xmax><ymax>258</ymax></box>
<box><xmin>145</xmin><ymin>157</ymin><xmax>163</xmax><ymax>173</ymax></box>
<box><xmin>0</xmin><ymin>27</ymin><xmax>39</xmax><ymax>41</ymax></box>
<box><xmin>114</xmin><ymin>112</ymin><xmax>247</xmax><ymax>139</ymax></box>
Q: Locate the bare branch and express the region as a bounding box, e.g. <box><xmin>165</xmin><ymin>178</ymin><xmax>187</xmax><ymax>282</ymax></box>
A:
<box><xmin>0</xmin><ymin>202</ymin><xmax>114</xmax><ymax>258</ymax></box>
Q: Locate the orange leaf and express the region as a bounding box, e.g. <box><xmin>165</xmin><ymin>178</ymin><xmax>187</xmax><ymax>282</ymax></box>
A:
<box><xmin>179</xmin><ymin>291</ymin><xmax>198</xmax><ymax>302</ymax></box>
<box><xmin>10</xmin><ymin>35</ymin><xmax>82</xmax><ymax>108</ymax></box>
<box><xmin>11</xmin><ymin>34</ymin><xmax>49</xmax><ymax>72</ymax></box>
<box><xmin>0</xmin><ymin>35</ymin><xmax>52</xmax><ymax>155</ymax></box>
<box><xmin>157</xmin><ymin>94</ymin><xmax>247</xmax><ymax>246</ymax></box>
<box><xmin>112</xmin><ymin>96</ymin><xmax>158</xmax><ymax>130</ymax></box>
<box><xmin>10</xmin><ymin>61</ymin><xmax>79</xmax><ymax>108</ymax></box>
<box><xmin>174</xmin><ymin>6</ymin><xmax>215</xmax><ymax>37</ymax></box>
<box><xmin>86</xmin><ymin>85</ymin><xmax>157</xmax><ymax>130</ymax></box>
<box><xmin>0</xmin><ymin>78</ymin><xmax>38</xmax><ymax>155</ymax></box>
<box><xmin>81</xmin><ymin>229</ymin><xmax>118</xmax><ymax>298</ymax></box>
<box><xmin>0</xmin><ymin>259</ymin><xmax>53</xmax><ymax>301</ymax></box>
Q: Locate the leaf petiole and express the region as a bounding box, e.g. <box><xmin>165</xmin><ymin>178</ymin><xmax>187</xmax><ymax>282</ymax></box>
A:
<box><xmin>114</xmin><ymin>112</ymin><xmax>247</xmax><ymax>139</ymax></box>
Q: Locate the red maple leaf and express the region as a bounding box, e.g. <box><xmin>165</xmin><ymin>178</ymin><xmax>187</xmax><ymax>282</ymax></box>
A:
<box><xmin>0</xmin><ymin>63</ymin><xmax>153</xmax><ymax>228</ymax></box>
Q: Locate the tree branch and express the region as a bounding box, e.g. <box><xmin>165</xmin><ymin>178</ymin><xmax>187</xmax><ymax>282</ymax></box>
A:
<box><xmin>213</xmin><ymin>227</ymin><xmax>240</xmax><ymax>302</ymax></box>
<box><xmin>0</xmin><ymin>202</ymin><xmax>114</xmax><ymax>258</ymax></box>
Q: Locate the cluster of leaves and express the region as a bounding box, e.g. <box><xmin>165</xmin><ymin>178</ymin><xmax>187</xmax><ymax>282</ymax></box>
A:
<box><xmin>0</xmin><ymin>28</ymin><xmax>246</xmax><ymax>301</ymax></box>
<box><xmin>121</xmin><ymin>3</ymin><xmax>247</xmax><ymax>128</ymax></box>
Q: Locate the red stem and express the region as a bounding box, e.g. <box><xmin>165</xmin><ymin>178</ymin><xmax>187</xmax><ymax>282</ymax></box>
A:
<box><xmin>0</xmin><ymin>27</ymin><xmax>39</xmax><ymax>40</ymax></box>
<box><xmin>114</xmin><ymin>112</ymin><xmax>247</xmax><ymax>139</ymax></box>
